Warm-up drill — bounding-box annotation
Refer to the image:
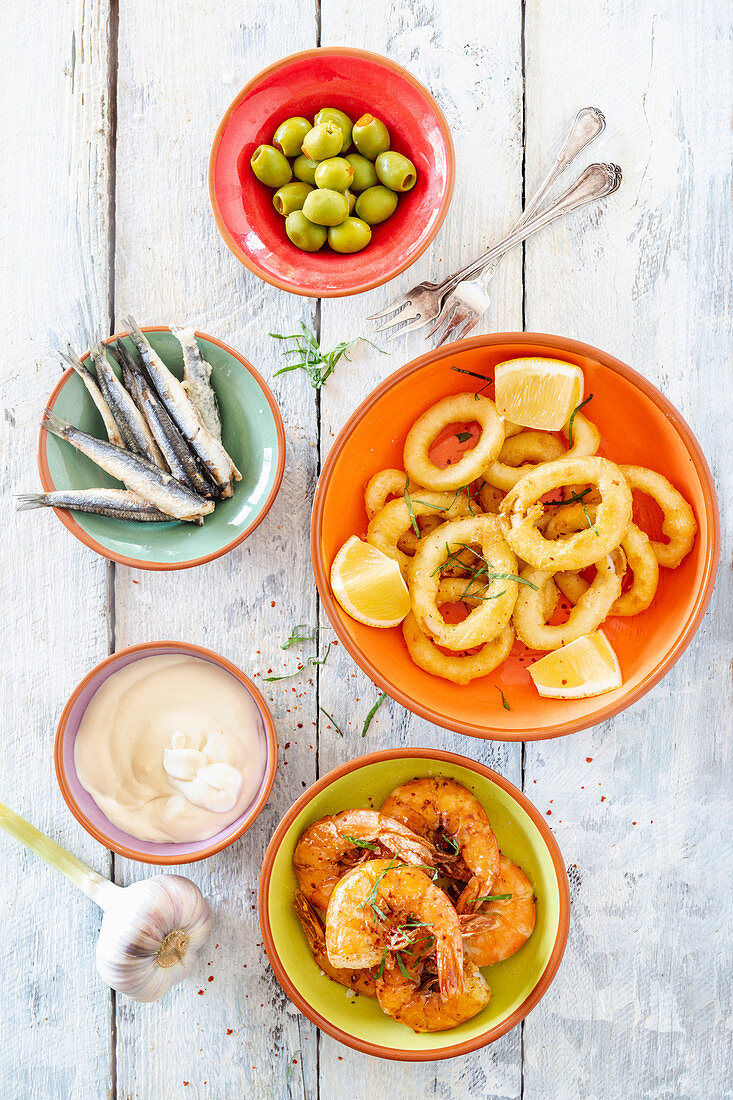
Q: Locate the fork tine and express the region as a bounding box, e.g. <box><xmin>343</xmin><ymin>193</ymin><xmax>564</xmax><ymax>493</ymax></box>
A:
<box><xmin>424</xmin><ymin>301</ymin><xmax>457</xmax><ymax>340</ymax></box>
<box><xmin>373</xmin><ymin>310</ymin><xmax>420</xmax><ymax>335</ymax></box>
<box><xmin>449</xmin><ymin>315</ymin><xmax>480</xmax><ymax>345</ymax></box>
<box><xmin>367</xmin><ymin>298</ymin><xmax>408</xmax><ymax>321</ymax></box>
<box><xmin>383</xmin><ymin>314</ymin><xmax>434</xmax><ymax>342</ymax></box>
<box><xmin>434</xmin><ymin>307</ymin><xmax>470</xmax><ymax>348</ymax></box>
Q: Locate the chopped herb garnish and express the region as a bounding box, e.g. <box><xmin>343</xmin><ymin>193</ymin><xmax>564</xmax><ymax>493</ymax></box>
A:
<box><xmin>456</xmin><ymin>431</ymin><xmax>472</xmax><ymax>443</ymax></box>
<box><xmin>473</xmin><ymin>892</ymin><xmax>513</xmax><ymax>904</ymax></box>
<box><xmin>286</xmin><ymin>1050</ymin><xmax>302</xmax><ymax>1084</ymax></box>
<box><xmin>403</xmin><ymin>476</ymin><xmax>420</xmax><ymax>539</ymax></box>
<box><xmin>281</xmin><ymin>624</ymin><xmax>321</xmax><ymax>649</ymax></box>
<box><xmin>496</xmin><ymin>686</ymin><xmax>511</xmax><ymax>710</ymax></box>
<box><xmin>582</xmin><ymin>500</ymin><xmax>600</xmax><ymax>537</ymax></box>
<box><xmin>443</xmin><ymin>835</ymin><xmax>460</xmax><ymax>854</ymax></box>
<box><xmin>264</xmin><ymin>644</ymin><xmax>332</xmax><ymax>681</ymax></box>
<box><xmin>376</xmin><ymin>945</ymin><xmax>389</xmax><ymax>979</ymax></box>
<box><xmin>395</xmin><ymin>952</ymin><xmax>412</xmax><ymax>981</ymax></box>
<box><xmin>567</xmin><ymin>393</ymin><xmax>593</xmax><ymax>447</ymax></box>
<box><xmin>271</xmin><ymin>324</ymin><xmax>384</xmax><ymax>390</ymax></box>
<box><xmin>544</xmin><ymin>487</ymin><xmax>593</xmax><ymax>507</ymax></box>
<box><xmin>319</xmin><ymin>707</ymin><xmax>343</xmax><ymax>736</ymax></box>
<box><xmin>361</xmin><ymin>691</ymin><xmax>387</xmax><ymax>737</ymax></box>
<box><xmin>341</xmin><ymin>835</ymin><xmax>379</xmax><ymax>850</ymax></box>
<box><xmin>450</xmin><ymin>367</ymin><xmax>493</xmax><ymax>383</ymax></box>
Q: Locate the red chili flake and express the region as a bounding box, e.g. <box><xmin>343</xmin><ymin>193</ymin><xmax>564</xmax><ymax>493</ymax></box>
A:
<box><xmin>297</xmin><ymin>723</ymin><xmax>303</xmax><ymax>728</ymax></box>
<box><xmin>284</xmin><ymin>742</ymin><xmax>291</xmax><ymax>750</ymax></box>
<box><xmin>271</xmin><ymin>600</ymin><xmax>276</xmax><ymax>607</ymax></box>
<box><xmin>600</xmin><ymin>796</ymin><xmax>606</xmax><ymax>802</ymax></box>
<box><xmin>226</xmin><ymin>1029</ymin><xmax>233</xmax><ymax>1035</ymax></box>
<box><xmin>632</xmin><ymin>821</ymin><xmax>637</xmax><ymax>825</ymax></box>
<box><xmin>183</xmin><ymin>1083</ymin><xmax>189</xmax><ymax>1087</ymax></box>
<box><xmin>561</xmin><ymin>679</ymin><xmax>567</xmax><ymax>685</ymax></box>
<box><xmin>208</xmin><ymin>975</ymin><xmax>214</xmax><ymax>982</ymax></box>
<box><xmin>546</xmin><ymin>810</ymin><xmax>552</xmax><ymax>815</ymax></box>
<box><xmin>580</xmin><ymin>785</ymin><xmax>584</xmax><ymax>789</ymax></box>
<box><xmin>197</xmin><ymin>990</ymin><xmax>204</xmax><ymax>995</ymax></box>
<box><xmin>586</xmin><ymin>757</ymin><xmax>593</xmax><ymax>762</ymax></box>
<box><xmin>132</xmin><ymin>579</ymin><xmax>139</xmax><ymax>585</ymax></box>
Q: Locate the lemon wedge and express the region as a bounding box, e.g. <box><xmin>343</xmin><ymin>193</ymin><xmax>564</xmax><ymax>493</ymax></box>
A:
<box><xmin>494</xmin><ymin>357</ymin><xmax>584</xmax><ymax>431</ymax></box>
<box><xmin>330</xmin><ymin>536</ymin><xmax>411</xmax><ymax>628</ymax></box>
<box><xmin>528</xmin><ymin>631</ymin><xmax>622</xmax><ymax>699</ymax></box>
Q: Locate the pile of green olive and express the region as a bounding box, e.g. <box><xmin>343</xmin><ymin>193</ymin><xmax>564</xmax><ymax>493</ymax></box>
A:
<box><xmin>250</xmin><ymin>108</ymin><xmax>417</xmax><ymax>254</ymax></box>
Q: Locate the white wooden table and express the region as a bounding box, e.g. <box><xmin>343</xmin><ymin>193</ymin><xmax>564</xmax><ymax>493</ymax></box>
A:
<box><xmin>1</xmin><ymin>2</ymin><xmax>730</xmax><ymax>1097</ymax></box>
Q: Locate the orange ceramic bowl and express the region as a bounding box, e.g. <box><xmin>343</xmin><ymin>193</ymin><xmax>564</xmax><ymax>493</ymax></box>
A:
<box><xmin>259</xmin><ymin>748</ymin><xmax>570</xmax><ymax>1060</ymax></box>
<box><xmin>55</xmin><ymin>641</ymin><xmax>278</xmax><ymax>864</ymax></box>
<box><xmin>311</xmin><ymin>333</ymin><xmax>719</xmax><ymax>741</ymax></box>
<box><xmin>208</xmin><ymin>48</ymin><xmax>454</xmax><ymax>297</ymax></box>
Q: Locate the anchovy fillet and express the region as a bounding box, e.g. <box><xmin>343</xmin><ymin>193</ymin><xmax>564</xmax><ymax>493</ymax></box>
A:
<box><xmin>89</xmin><ymin>341</ymin><xmax>166</xmax><ymax>468</ymax></box>
<box><xmin>170</xmin><ymin>325</ymin><xmax>222</xmax><ymax>439</ymax></box>
<box><xmin>41</xmin><ymin>409</ymin><xmax>214</xmax><ymax>522</ymax></box>
<box><xmin>59</xmin><ymin>348</ymin><xmax>126</xmax><ymax>449</ymax></box>
<box><xmin>16</xmin><ymin>488</ymin><xmax>178</xmax><ymax>522</ymax></box>
<box><xmin>125</xmin><ymin>316</ymin><xmax>240</xmax><ymax>497</ymax></box>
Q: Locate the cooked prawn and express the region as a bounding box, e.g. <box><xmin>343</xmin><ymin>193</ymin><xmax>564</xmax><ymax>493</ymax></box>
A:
<box><xmin>376</xmin><ymin>956</ymin><xmax>490</xmax><ymax>1033</ymax></box>
<box><xmin>325</xmin><ymin>858</ymin><xmax>464</xmax><ymax>999</ymax></box>
<box><xmin>293</xmin><ymin>809</ymin><xmax>438</xmax><ymax>911</ymax></box>
<box><xmin>380</xmin><ymin>777</ymin><xmax>500</xmax><ymax>912</ymax></box>
<box><xmin>459</xmin><ymin>855</ymin><xmax>536</xmax><ymax>967</ymax></box>
<box><xmin>292</xmin><ymin>891</ymin><xmax>377</xmax><ymax>998</ymax></box>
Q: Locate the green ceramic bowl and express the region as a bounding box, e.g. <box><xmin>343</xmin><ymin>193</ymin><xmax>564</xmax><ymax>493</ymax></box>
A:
<box><xmin>38</xmin><ymin>327</ymin><xmax>285</xmax><ymax>569</ymax></box>
<box><xmin>259</xmin><ymin>748</ymin><xmax>570</xmax><ymax>1061</ymax></box>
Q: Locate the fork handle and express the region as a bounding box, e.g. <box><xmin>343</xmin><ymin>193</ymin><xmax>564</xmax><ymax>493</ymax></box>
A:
<box><xmin>476</xmin><ymin>107</ymin><xmax>606</xmax><ymax>287</ymax></box>
<box><xmin>448</xmin><ymin>163</ymin><xmax>620</xmax><ymax>289</ymax></box>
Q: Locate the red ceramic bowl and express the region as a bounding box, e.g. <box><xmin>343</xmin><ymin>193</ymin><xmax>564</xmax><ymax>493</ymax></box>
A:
<box><xmin>209</xmin><ymin>48</ymin><xmax>454</xmax><ymax>297</ymax></box>
<box><xmin>311</xmin><ymin>333</ymin><xmax>720</xmax><ymax>741</ymax></box>
<box><xmin>55</xmin><ymin>641</ymin><xmax>278</xmax><ymax>864</ymax></box>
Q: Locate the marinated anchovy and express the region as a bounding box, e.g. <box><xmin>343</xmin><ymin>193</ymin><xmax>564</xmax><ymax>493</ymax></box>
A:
<box><xmin>125</xmin><ymin>316</ymin><xmax>240</xmax><ymax>497</ymax></box>
<box><xmin>16</xmin><ymin>488</ymin><xmax>178</xmax><ymax>522</ymax></box>
<box><xmin>41</xmin><ymin>410</ymin><xmax>214</xmax><ymax>522</ymax></box>
<box><xmin>114</xmin><ymin>340</ymin><xmax>217</xmax><ymax>499</ymax></box>
<box><xmin>89</xmin><ymin>341</ymin><xmax>166</xmax><ymax>468</ymax></box>
<box><xmin>59</xmin><ymin>347</ymin><xmax>126</xmax><ymax>449</ymax></box>
<box><xmin>170</xmin><ymin>326</ymin><xmax>222</xmax><ymax>439</ymax></box>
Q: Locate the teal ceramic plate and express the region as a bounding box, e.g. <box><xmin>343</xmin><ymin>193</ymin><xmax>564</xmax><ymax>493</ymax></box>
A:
<box><xmin>259</xmin><ymin>748</ymin><xmax>570</xmax><ymax>1061</ymax></box>
<box><xmin>38</xmin><ymin>327</ymin><xmax>285</xmax><ymax>569</ymax></box>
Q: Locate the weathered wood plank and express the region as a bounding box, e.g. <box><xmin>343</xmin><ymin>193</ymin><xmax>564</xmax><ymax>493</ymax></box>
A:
<box><xmin>317</xmin><ymin>1</ymin><xmax>526</xmax><ymax>1092</ymax></box>
<box><xmin>522</xmin><ymin>2</ymin><xmax>732</xmax><ymax>1098</ymax></box>
<box><xmin>111</xmin><ymin>3</ymin><xmax>321</xmax><ymax>1098</ymax></box>
<box><xmin>0</xmin><ymin>1</ymin><xmax>115</xmax><ymax>1097</ymax></box>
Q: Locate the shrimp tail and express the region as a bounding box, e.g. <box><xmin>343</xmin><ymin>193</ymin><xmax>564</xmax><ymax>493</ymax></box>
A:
<box><xmin>436</xmin><ymin>936</ymin><xmax>464</xmax><ymax>1000</ymax></box>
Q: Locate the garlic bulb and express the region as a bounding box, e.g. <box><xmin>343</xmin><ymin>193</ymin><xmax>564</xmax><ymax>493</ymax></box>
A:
<box><xmin>95</xmin><ymin>874</ymin><xmax>213</xmax><ymax>1002</ymax></box>
<box><xmin>0</xmin><ymin>801</ymin><xmax>213</xmax><ymax>1003</ymax></box>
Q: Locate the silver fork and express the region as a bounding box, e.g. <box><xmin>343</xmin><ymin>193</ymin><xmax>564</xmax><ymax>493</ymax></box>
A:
<box><xmin>428</xmin><ymin>107</ymin><xmax>607</xmax><ymax>345</ymax></box>
<box><xmin>370</xmin><ymin>161</ymin><xmax>622</xmax><ymax>342</ymax></box>
<box><xmin>368</xmin><ymin>107</ymin><xmax>607</xmax><ymax>340</ymax></box>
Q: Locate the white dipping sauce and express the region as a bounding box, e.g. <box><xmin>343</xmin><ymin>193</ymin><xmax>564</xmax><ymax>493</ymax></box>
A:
<box><xmin>74</xmin><ymin>654</ymin><xmax>267</xmax><ymax>843</ymax></box>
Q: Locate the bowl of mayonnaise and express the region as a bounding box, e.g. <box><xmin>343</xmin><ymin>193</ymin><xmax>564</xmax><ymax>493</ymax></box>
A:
<box><xmin>55</xmin><ymin>641</ymin><xmax>278</xmax><ymax>863</ymax></box>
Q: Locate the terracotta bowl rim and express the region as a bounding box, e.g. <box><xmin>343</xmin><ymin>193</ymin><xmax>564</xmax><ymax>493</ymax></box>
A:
<box><xmin>38</xmin><ymin>326</ymin><xmax>286</xmax><ymax>571</ymax></box>
<box><xmin>207</xmin><ymin>46</ymin><xmax>456</xmax><ymax>298</ymax></box>
<box><xmin>258</xmin><ymin>746</ymin><xmax>571</xmax><ymax>1061</ymax></box>
<box><xmin>310</xmin><ymin>331</ymin><xmax>720</xmax><ymax>741</ymax></box>
<box><xmin>55</xmin><ymin>640</ymin><xmax>278</xmax><ymax>864</ymax></box>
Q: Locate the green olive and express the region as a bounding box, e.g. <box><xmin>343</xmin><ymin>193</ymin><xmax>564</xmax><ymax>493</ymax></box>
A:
<box><xmin>345</xmin><ymin>153</ymin><xmax>379</xmax><ymax>193</ymax></box>
<box><xmin>302</xmin><ymin>188</ymin><xmax>350</xmax><ymax>226</ymax></box>
<box><xmin>314</xmin><ymin>108</ymin><xmax>353</xmax><ymax>153</ymax></box>
<box><xmin>345</xmin><ymin>189</ymin><xmax>356</xmax><ymax>213</ymax></box>
<box><xmin>352</xmin><ymin>114</ymin><xmax>390</xmax><ymax>160</ymax></box>
<box><xmin>272</xmin><ymin>182</ymin><xmax>314</xmax><ymax>216</ymax></box>
<box><xmin>314</xmin><ymin>156</ymin><xmax>354</xmax><ymax>191</ymax></box>
<box><xmin>292</xmin><ymin>154</ymin><xmax>318</xmax><ymax>185</ymax></box>
<box><xmin>355</xmin><ymin>184</ymin><xmax>399</xmax><ymax>225</ymax></box>
<box><xmin>285</xmin><ymin>210</ymin><xmax>328</xmax><ymax>252</ymax></box>
<box><xmin>272</xmin><ymin>116</ymin><xmax>312</xmax><ymax>158</ymax></box>
<box><xmin>250</xmin><ymin>144</ymin><xmax>292</xmax><ymax>188</ymax></box>
<box><xmin>328</xmin><ymin>217</ymin><xmax>372</xmax><ymax>253</ymax></box>
<box><xmin>301</xmin><ymin>121</ymin><xmax>343</xmax><ymax>162</ymax></box>
<box><xmin>375</xmin><ymin>150</ymin><xmax>417</xmax><ymax>192</ymax></box>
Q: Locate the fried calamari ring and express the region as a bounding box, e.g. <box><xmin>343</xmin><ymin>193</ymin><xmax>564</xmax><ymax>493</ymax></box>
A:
<box><xmin>620</xmin><ymin>465</ymin><xmax>697</xmax><ymax>568</ymax></box>
<box><xmin>367</xmin><ymin>491</ymin><xmax>473</xmax><ymax>576</ymax></box>
<box><xmin>409</xmin><ymin>514</ymin><xmax>518</xmax><ymax>651</ymax></box>
<box><xmin>365</xmin><ymin>469</ymin><xmax>426</xmax><ymax>521</ymax></box>
<box><xmin>513</xmin><ymin>552</ymin><xmax>625</xmax><ymax>651</ymax></box>
<box><xmin>482</xmin><ymin>430</ymin><xmax>566</xmax><ymax>491</ymax></box>
<box><xmin>554</xmin><ymin>516</ymin><xmax>660</xmax><ymax>617</ymax></box>
<box><xmin>402</xmin><ymin>614</ymin><xmax>515</xmax><ymax>684</ymax></box>
<box><xmin>499</xmin><ymin>456</ymin><xmax>633</xmax><ymax>571</ymax></box>
<box><xmin>397</xmin><ymin>514</ymin><xmax>443</xmax><ymax>555</ymax></box>
<box><xmin>403</xmin><ymin>394</ymin><xmax>505</xmax><ymax>491</ymax></box>
<box><xmin>477</xmin><ymin>482</ymin><xmax>504</xmax><ymax>514</ymax></box>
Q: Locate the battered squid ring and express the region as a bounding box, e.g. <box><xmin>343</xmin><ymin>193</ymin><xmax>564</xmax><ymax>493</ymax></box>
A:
<box><xmin>513</xmin><ymin>552</ymin><xmax>625</xmax><ymax>651</ymax></box>
<box><xmin>364</xmin><ymin>469</ymin><xmax>426</xmax><ymax>522</ymax></box>
<box><xmin>552</xmin><ymin>513</ymin><xmax>660</xmax><ymax>617</ymax></box>
<box><xmin>620</xmin><ymin>465</ymin><xmax>697</xmax><ymax>568</ymax></box>
<box><xmin>402</xmin><ymin>580</ymin><xmax>515</xmax><ymax>684</ymax></box>
<box><xmin>367</xmin><ymin>491</ymin><xmax>473</xmax><ymax>577</ymax></box>
<box><xmin>397</xmin><ymin>514</ymin><xmax>443</xmax><ymax>555</ymax></box>
<box><xmin>409</xmin><ymin>514</ymin><xmax>519</xmax><ymax>651</ymax></box>
<box><xmin>477</xmin><ymin>482</ymin><xmax>504</xmax><ymax>514</ymax></box>
<box><xmin>403</xmin><ymin>393</ymin><xmax>505</xmax><ymax>491</ymax></box>
<box><xmin>482</xmin><ymin>430</ymin><xmax>567</xmax><ymax>491</ymax></box>
<box><xmin>499</xmin><ymin>456</ymin><xmax>633</xmax><ymax>571</ymax></box>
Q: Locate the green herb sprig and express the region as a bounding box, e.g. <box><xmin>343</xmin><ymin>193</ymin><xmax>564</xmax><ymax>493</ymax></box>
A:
<box><xmin>361</xmin><ymin>691</ymin><xmax>387</xmax><ymax>737</ymax></box>
<box><xmin>567</xmin><ymin>393</ymin><xmax>593</xmax><ymax>447</ymax></box>
<box><xmin>319</xmin><ymin>707</ymin><xmax>343</xmax><ymax>736</ymax></box>
<box><xmin>473</xmin><ymin>892</ymin><xmax>513</xmax><ymax>904</ymax></box>
<box><xmin>496</xmin><ymin>686</ymin><xmax>511</xmax><ymax>711</ymax></box>
<box><xmin>341</xmin><ymin>835</ymin><xmax>379</xmax><ymax>850</ymax></box>
<box><xmin>271</xmin><ymin>324</ymin><xmax>384</xmax><ymax>390</ymax></box>
<box><xmin>280</xmin><ymin>624</ymin><xmax>321</xmax><ymax>649</ymax></box>
<box><xmin>264</xmin><ymin>644</ymin><xmax>332</xmax><ymax>682</ymax></box>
